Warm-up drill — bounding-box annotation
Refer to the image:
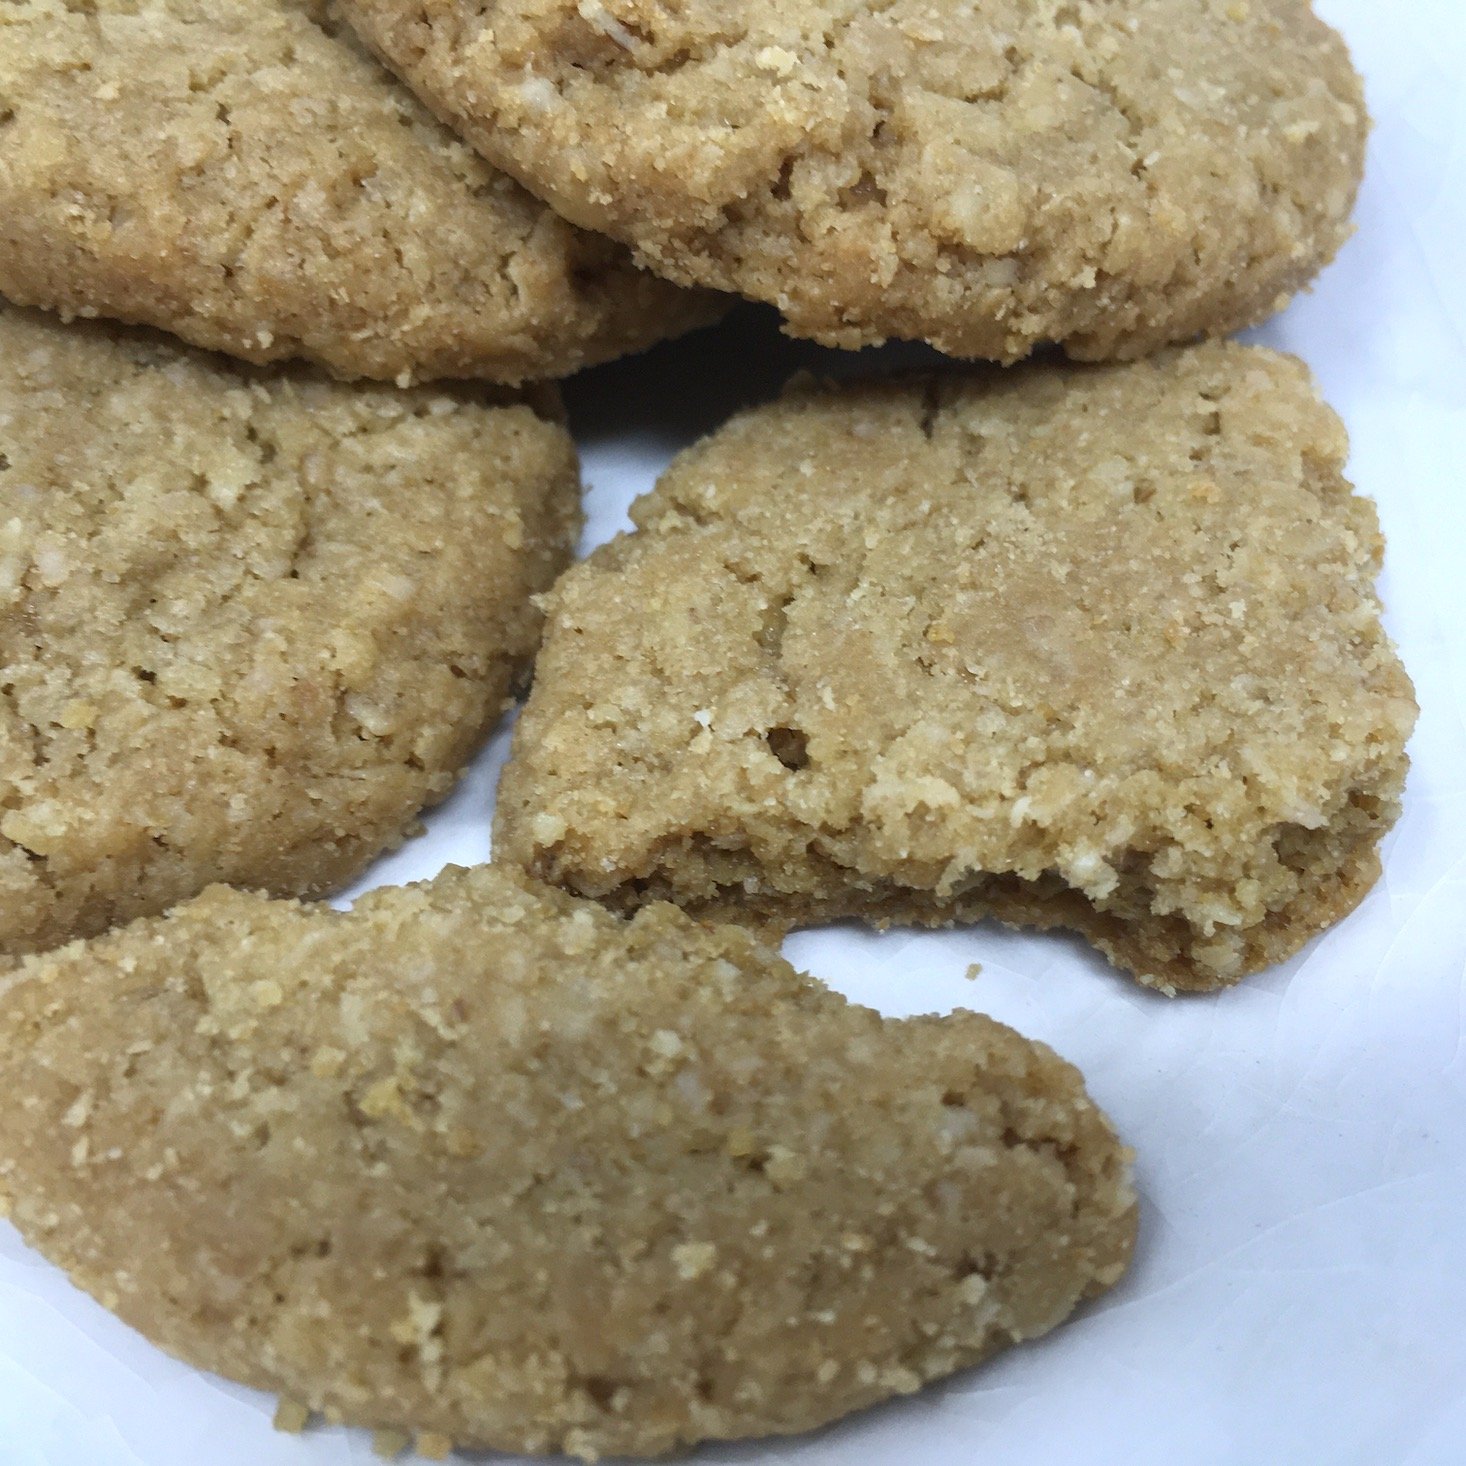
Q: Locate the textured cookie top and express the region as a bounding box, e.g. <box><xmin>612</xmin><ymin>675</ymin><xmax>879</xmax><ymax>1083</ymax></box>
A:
<box><xmin>0</xmin><ymin>864</ymin><xmax>1135</xmax><ymax>1458</ymax></box>
<box><xmin>0</xmin><ymin>307</ymin><xmax>580</xmax><ymax>956</ymax></box>
<box><xmin>495</xmin><ymin>344</ymin><xmax>1417</xmax><ymax>989</ymax></box>
<box><xmin>0</xmin><ymin>0</ymin><xmax>720</xmax><ymax>382</ymax></box>
<box><xmin>342</xmin><ymin>0</ymin><xmax>1366</xmax><ymax>360</ymax></box>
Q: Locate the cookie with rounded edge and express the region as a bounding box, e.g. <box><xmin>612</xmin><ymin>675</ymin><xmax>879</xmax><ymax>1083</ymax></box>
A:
<box><xmin>0</xmin><ymin>305</ymin><xmax>580</xmax><ymax>957</ymax></box>
<box><xmin>340</xmin><ymin>0</ymin><xmax>1367</xmax><ymax>361</ymax></box>
<box><xmin>0</xmin><ymin>0</ymin><xmax>722</xmax><ymax>383</ymax></box>
<box><xmin>495</xmin><ymin>343</ymin><xmax>1417</xmax><ymax>992</ymax></box>
<box><xmin>0</xmin><ymin>863</ymin><xmax>1136</xmax><ymax>1459</ymax></box>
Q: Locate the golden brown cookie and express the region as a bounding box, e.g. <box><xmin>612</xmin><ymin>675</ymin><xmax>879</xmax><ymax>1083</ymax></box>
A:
<box><xmin>0</xmin><ymin>306</ymin><xmax>580</xmax><ymax>957</ymax></box>
<box><xmin>340</xmin><ymin>0</ymin><xmax>1366</xmax><ymax>361</ymax></box>
<box><xmin>495</xmin><ymin>344</ymin><xmax>1417</xmax><ymax>992</ymax></box>
<box><xmin>0</xmin><ymin>863</ymin><xmax>1136</xmax><ymax>1459</ymax></box>
<box><xmin>0</xmin><ymin>0</ymin><xmax>721</xmax><ymax>382</ymax></box>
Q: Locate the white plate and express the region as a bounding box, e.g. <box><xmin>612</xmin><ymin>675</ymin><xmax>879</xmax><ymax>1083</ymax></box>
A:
<box><xmin>3</xmin><ymin>2</ymin><xmax>1463</xmax><ymax>1461</ymax></box>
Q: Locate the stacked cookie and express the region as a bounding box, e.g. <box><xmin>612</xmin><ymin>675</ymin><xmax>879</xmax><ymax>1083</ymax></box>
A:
<box><xmin>0</xmin><ymin>1</ymin><xmax>1415</xmax><ymax>1462</ymax></box>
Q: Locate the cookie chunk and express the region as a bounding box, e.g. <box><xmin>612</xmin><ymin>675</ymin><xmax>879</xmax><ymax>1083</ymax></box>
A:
<box><xmin>495</xmin><ymin>345</ymin><xmax>1417</xmax><ymax>992</ymax></box>
<box><xmin>0</xmin><ymin>863</ymin><xmax>1136</xmax><ymax>1458</ymax></box>
<box><xmin>0</xmin><ymin>0</ymin><xmax>721</xmax><ymax>383</ymax></box>
<box><xmin>0</xmin><ymin>306</ymin><xmax>580</xmax><ymax>956</ymax></box>
<box><xmin>340</xmin><ymin>0</ymin><xmax>1366</xmax><ymax>361</ymax></box>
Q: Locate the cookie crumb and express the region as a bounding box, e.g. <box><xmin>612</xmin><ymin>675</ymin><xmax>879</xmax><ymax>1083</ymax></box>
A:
<box><xmin>671</xmin><ymin>1242</ymin><xmax>718</xmax><ymax>1280</ymax></box>
<box><xmin>273</xmin><ymin>1399</ymin><xmax>310</xmax><ymax>1434</ymax></box>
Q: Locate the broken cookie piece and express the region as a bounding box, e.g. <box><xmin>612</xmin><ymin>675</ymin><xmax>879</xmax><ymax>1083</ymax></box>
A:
<box><xmin>0</xmin><ymin>863</ymin><xmax>1135</xmax><ymax>1459</ymax></box>
<box><xmin>495</xmin><ymin>344</ymin><xmax>1417</xmax><ymax>991</ymax></box>
<box><xmin>0</xmin><ymin>305</ymin><xmax>580</xmax><ymax>956</ymax></box>
<box><xmin>340</xmin><ymin>0</ymin><xmax>1365</xmax><ymax>361</ymax></box>
<box><xmin>0</xmin><ymin>0</ymin><xmax>720</xmax><ymax>381</ymax></box>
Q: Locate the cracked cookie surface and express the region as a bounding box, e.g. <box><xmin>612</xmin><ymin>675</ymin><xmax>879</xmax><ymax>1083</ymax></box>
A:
<box><xmin>0</xmin><ymin>863</ymin><xmax>1136</xmax><ymax>1458</ymax></box>
<box><xmin>0</xmin><ymin>306</ymin><xmax>580</xmax><ymax>957</ymax></box>
<box><xmin>495</xmin><ymin>344</ymin><xmax>1417</xmax><ymax>992</ymax></box>
<box><xmin>0</xmin><ymin>0</ymin><xmax>721</xmax><ymax>382</ymax></box>
<box><xmin>341</xmin><ymin>0</ymin><xmax>1366</xmax><ymax>360</ymax></box>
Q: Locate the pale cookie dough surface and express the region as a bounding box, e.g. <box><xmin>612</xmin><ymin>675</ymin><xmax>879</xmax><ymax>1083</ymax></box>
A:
<box><xmin>0</xmin><ymin>0</ymin><xmax>721</xmax><ymax>383</ymax></box>
<box><xmin>340</xmin><ymin>0</ymin><xmax>1366</xmax><ymax>361</ymax></box>
<box><xmin>0</xmin><ymin>864</ymin><xmax>1137</xmax><ymax>1459</ymax></box>
<box><xmin>0</xmin><ymin>306</ymin><xmax>581</xmax><ymax>957</ymax></box>
<box><xmin>496</xmin><ymin>344</ymin><xmax>1418</xmax><ymax>992</ymax></box>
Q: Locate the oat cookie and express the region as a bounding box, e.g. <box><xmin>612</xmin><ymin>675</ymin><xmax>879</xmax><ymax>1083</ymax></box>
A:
<box><xmin>0</xmin><ymin>306</ymin><xmax>580</xmax><ymax>957</ymax></box>
<box><xmin>0</xmin><ymin>864</ymin><xmax>1136</xmax><ymax>1458</ymax></box>
<box><xmin>496</xmin><ymin>344</ymin><xmax>1417</xmax><ymax>993</ymax></box>
<box><xmin>0</xmin><ymin>0</ymin><xmax>721</xmax><ymax>383</ymax></box>
<box><xmin>340</xmin><ymin>0</ymin><xmax>1366</xmax><ymax>361</ymax></box>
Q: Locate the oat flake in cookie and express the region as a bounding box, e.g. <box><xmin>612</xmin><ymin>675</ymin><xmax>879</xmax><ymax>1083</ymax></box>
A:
<box><xmin>0</xmin><ymin>864</ymin><xmax>1135</xmax><ymax>1459</ymax></box>
<box><xmin>0</xmin><ymin>306</ymin><xmax>580</xmax><ymax>958</ymax></box>
<box><xmin>341</xmin><ymin>0</ymin><xmax>1367</xmax><ymax>361</ymax></box>
<box><xmin>0</xmin><ymin>0</ymin><xmax>721</xmax><ymax>382</ymax></box>
<box><xmin>495</xmin><ymin>343</ymin><xmax>1418</xmax><ymax>993</ymax></box>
